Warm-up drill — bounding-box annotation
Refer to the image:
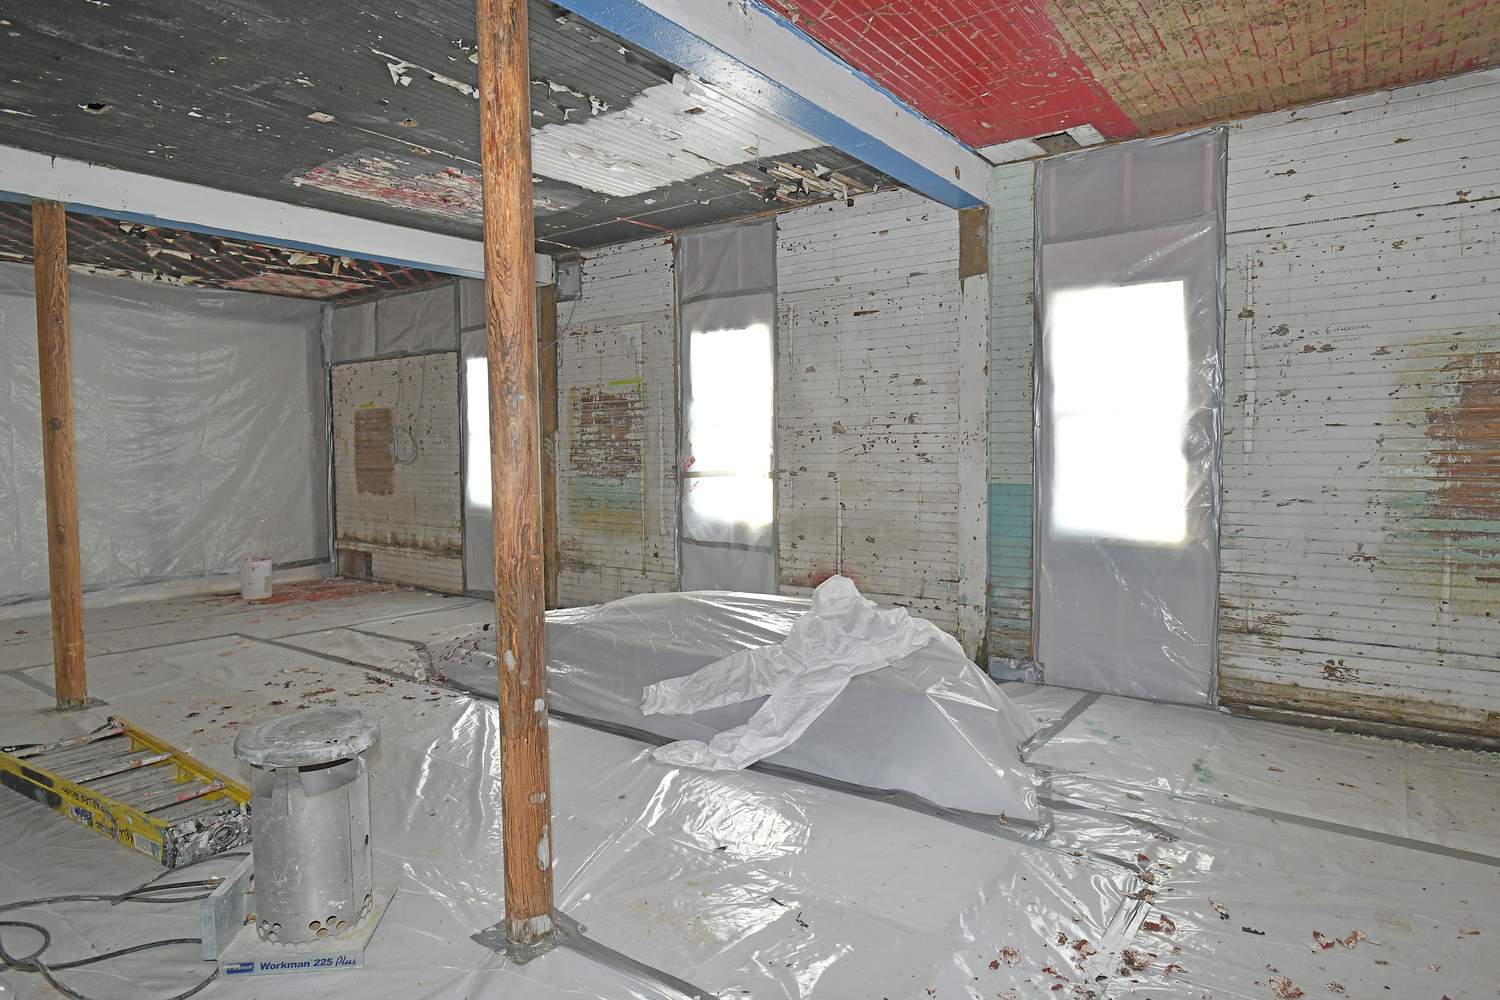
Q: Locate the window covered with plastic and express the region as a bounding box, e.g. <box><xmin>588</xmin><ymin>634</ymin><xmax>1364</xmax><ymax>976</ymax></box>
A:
<box><xmin>676</xmin><ymin>218</ymin><xmax>778</xmax><ymax>593</ymax></box>
<box><xmin>1033</xmin><ymin>129</ymin><xmax>1226</xmax><ymax>703</ymax></box>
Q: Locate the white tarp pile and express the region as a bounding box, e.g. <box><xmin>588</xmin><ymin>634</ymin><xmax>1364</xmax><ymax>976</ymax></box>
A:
<box><xmin>643</xmin><ymin>575</ymin><xmax>988</xmax><ymax>768</ymax></box>
<box><xmin>436</xmin><ymin>576</ymin><xmax>1039</xmax><ymax>818</ymax></box>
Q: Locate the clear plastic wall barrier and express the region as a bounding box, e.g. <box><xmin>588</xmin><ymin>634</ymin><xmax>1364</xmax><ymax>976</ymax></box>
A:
<box><xmin>1033</xmin><ymin>129</ymin><xmax>1227</xmax><ymax>703</ymax></box>
<box><xmin>676</xmin><ymin>218</ymin><xmax>778</xmax><ymax>593</ymax></box>
<box><xmin>0</xmin><ymin>263</ymin><xmax>327</xmax><ymax>603</ymax></box>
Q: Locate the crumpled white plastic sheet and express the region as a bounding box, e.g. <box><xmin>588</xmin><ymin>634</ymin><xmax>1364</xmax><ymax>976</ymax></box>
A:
<box><xmin>641</xmin><ymin>575</ymin><xmax>983</xmax><ymax>771</ymax></box>
<box><xmin>437</xmin><ymin>586</ymin><xmax>1040</xmax><ymax>819</ymax></box>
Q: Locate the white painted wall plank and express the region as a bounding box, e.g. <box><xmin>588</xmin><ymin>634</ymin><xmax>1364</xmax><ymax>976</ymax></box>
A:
<box><xmin>1220</xmin><ymin>68</ymin><xmax>1500</xmax><ymax>736</ymax></box>
<box><xmin>777</xmin><ymin>189</ymin><xmax>965</xmax><ymax>631</ymax></box>
<box><xmin>331</xmin><ymin>354</ymin><xmax>463</xmax><ymax>593</ymax></box>
<box><xmin>555</xmin><ymin>236</ymin><xmax>677</xmax><ymax>606</ymax></box>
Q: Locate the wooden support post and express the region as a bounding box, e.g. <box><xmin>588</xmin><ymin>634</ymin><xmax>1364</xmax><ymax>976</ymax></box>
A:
<box><xmin>31</xmin><ymin>199</ymin><xmax>88</xmax><ymax>711</ymax></box>
<box><xmin>476</xmin><ymin>0</ymin><xmax>555</xmax><ymax>947</ymax></box>
<box><xmin>536</xmin><ymin>283</ymin><xmax>559</xmax><ymax>611</ymax></box>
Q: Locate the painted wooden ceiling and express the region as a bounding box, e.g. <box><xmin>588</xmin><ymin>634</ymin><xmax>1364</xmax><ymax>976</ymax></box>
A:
<box><xmin>761</xmin><ymin>0</ymin><xmax>1500</xmax><ymax>148</ymax></box>
<box><xmin>2</xmin><ymin>0</ymin><xmax>1491</xmax><ymax>286</ymax></box>
<box><xmin>0</xmin><ymin>0</ymin><xmax>889</xmax><ymax>258</ymax></box>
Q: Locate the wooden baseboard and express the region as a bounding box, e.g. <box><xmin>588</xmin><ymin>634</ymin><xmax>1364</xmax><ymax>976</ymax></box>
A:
<box><xmin>1219</xmin><ymin>699</ymin><xmax>1500</xmax><ymax>754</ymax></box>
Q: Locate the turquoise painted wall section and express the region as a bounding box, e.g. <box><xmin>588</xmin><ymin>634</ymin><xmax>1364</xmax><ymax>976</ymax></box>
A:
<box><xmin>987</xmin><ymin>162</ymin><xmax>1036</xmax><ymax>657</ymax></box>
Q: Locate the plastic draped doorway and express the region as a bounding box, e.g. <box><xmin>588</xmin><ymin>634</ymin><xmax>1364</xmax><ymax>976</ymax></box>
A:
<box><xmin>676</xmin><ymin>218</ymin><xmax>778</xmax><ymax>593</ymax></box>
<box><xmin>1033</xmin><ymin>129</ymin><xmax>1227</xmax><ymax>704</ymax></box>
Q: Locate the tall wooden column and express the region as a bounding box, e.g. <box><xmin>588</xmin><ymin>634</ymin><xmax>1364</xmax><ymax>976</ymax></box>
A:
<box><xmin>32</xmin><ymin>200</ymin><xmax>88</xmax><ymax>711</ymax></box>
<box><xmin>536</xmin><ymin>283</ymin><xmax>559</xmax><ymax>610</ymax></box>
<box><xmin>476</xmin><ymin>0</ymin><xmax>555</xmax><ymax>946</ymax></box>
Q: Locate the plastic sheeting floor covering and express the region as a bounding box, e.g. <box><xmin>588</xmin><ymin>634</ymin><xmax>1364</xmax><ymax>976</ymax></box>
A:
<box><xmin>0</xmin><ymin>581</ymin><xmax>1496</xmax><ymax>1000</ymax></box>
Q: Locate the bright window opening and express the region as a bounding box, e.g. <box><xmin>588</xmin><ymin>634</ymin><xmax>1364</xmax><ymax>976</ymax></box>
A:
<box><xmin>1047</xmin><ymin>280</ymin><xmax>1189</xmax><ymax>544</ymax></box>
<box><xmin>684</xmin><ymin>323</ymin><xmax>774</xmax><ymax>528</ymax></box>
<box><xmin>464</xmin><ymin>356</ymin><xmax>491</xmax><ymax>511</ymax></box>
<box><xmin>688</xmin><ymin>325</ymin><xmax>775</xmax><ymax>476</ymax></box>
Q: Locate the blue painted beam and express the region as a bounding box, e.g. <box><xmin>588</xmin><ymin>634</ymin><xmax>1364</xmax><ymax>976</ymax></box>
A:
<box><xmin>555</xmin><ymin>0</ymin><xmax>988</xmax><ymax>210</ymax></box>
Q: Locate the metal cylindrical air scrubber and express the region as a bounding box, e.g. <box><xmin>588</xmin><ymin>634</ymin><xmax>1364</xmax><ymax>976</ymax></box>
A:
<box><xmin>234</xmin><ymin>708</ymin><xmax>379</xmax><ymax>945</ymax></box>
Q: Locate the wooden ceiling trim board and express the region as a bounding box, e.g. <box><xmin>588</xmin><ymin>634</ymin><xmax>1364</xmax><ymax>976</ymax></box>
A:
<box><xmin>558</xmin><ymin>0</ymin><xmax>990</xmax><ymax>207</ymax></box>
<box><xmin>0</xmin><ymin>144</ymin><xmax>485</xmax><ymax>276</ymax></box>
<box><xmin>758</xmin><ymin>0</ymin><xmax>1139</xmax><ymax>146</ymax></box>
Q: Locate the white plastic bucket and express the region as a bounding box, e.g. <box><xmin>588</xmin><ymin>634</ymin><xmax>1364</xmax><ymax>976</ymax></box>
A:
<box><xmin>240</xmin><ymin>557</ymin><xmax>273</xmax><ymax>600</ymax></box>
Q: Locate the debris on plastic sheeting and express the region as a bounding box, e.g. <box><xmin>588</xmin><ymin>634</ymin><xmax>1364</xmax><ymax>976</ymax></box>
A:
<box><xmin>1209</xmin><ymin>897</ymin><xmax>1231</xmax><ymax>920</ymax></box>
<box><xmin>1339</xmin><ymin>928</ymin><xmax>1367</xmax><ymax>948</ymax></box>
<box><xmin>7</xmin><ymin>584</ymin><xmax>1498</xmax><ymax>1000</ymax></box>
<box><xmin>1269</xmin><ymin>973</ymin><xmax>1306</xmax><ymax>998</ymax></box>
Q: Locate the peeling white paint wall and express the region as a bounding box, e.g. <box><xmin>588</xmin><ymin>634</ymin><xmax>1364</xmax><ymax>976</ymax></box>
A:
<box><xmin>956</xmin><ymin>274</ymin><xmax>990</xmax><ymax>657</ymax></box>
<box><xmin>1220</xmin><ymin>68</ymin><xmax>1500</xmax><ymax>737</ymax></box>
<box><xmin>776</xmin><ymin>188</ymin><xmax>968</xmax><ymax>633</ymax></box>
<box><xmin>332</xmin><ymin>353</ymin><xmax>463</xmax><ymax>593</ymax></box>
<box><xmin>555</xmin><ymin>236</ymin><xmax>677</xmax><ymax>605</ymax></box>
<box><xmin>548</xmin><ymin>191</ymin><xmax>982</xmax><ymax>646</ymax></box>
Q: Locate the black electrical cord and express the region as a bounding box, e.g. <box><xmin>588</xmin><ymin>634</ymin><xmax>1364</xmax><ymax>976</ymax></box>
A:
<box><xmin>0</xmin><ymin>921</ymin><xmax>218</xmax><ymax>1000</ymax></box>
<box><xmin>0</xmin><ymin>851</ymin><xmax>249</xmax><ymax>1000</ymax></box>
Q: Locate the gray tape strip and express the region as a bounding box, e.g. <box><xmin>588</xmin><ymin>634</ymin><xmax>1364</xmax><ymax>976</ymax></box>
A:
<box><xmin>243</xmin><ymin>634</ymin><xmax>450</xmax><ymax>695</ymax></box>
<box><xmin>1020</xmin><ymin>690</ymin><xmax>1100</xmax><ymax>759</ymax></box>
<box><xmin>1206</xmin><ymin>797</ymin><xmax>1500</xmax><ymax>869</ymax></box>
<box><xmin>1080</xmin><ymin>893</ymin><xmax>1152</xmax><ymax>986</ymax></box>
<box><xmin>1</xmin><ymin>666</ymin><xmax>58</xmax><ymax>698</ymax></box>
<box><xmin>1042</xmin><ymin>766</ymin><xmax>1500</xmax><ymax>870</ymax></box>
<box><xmin>472</xmin><ymin>910</ymin><xmax>713</xmax><ymax>1000</ymax></box>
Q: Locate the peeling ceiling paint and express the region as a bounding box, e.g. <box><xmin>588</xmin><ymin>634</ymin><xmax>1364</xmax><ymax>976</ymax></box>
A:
<box><xmin>222</xmin><ymin>273</ymin><xmax>371</xmax><ymax>297</ymax></box>
<box><xmin>530</xmin><ymin>76</ymin><xmax>819</xmax><ymax>198</ymax></box>
<box><xmin>0</xmin><ymin>202</ymin><xmax>450</xmax><ymax>300</ymax></box>
<box><xmin>291</xmin><ymin>150</ymin><xmax>486</xmax><ymax>223</ymax></box>
<box><xmin>0</xmin><ymin>0</ymin><xmax>894</xmax><ymax>253</ymax></box>
<box><xmin>762</xmin><ymin>0</ymin><xmax>1500</xmax><ymax>149</ymax></box>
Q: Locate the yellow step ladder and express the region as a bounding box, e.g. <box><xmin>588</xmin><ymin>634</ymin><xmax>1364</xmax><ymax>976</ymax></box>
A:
<box><xmin>1</xmin><ymin>717</ymin><xmax>251</xmax><ymax>868</ymax></box>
